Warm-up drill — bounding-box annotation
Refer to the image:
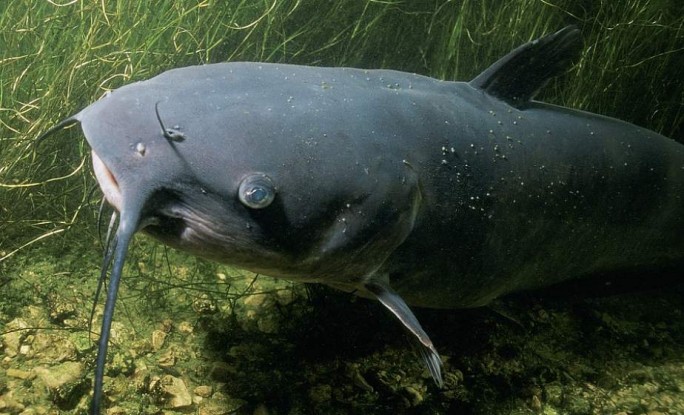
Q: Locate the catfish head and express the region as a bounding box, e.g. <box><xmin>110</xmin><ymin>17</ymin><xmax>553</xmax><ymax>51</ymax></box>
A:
<box><xmin>40</xmin><ymin>62</ymin><xmax>440</xmax><ymax>414</ymax></box>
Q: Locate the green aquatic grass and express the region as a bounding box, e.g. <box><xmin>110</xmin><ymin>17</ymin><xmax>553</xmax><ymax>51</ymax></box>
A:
<box><xmin>0</xmin><ymin>0</ymin><xmax>682</xmax><ymax>284</ymax></box>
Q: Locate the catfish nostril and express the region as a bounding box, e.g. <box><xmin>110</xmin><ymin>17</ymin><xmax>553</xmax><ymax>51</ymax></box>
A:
<box><xmin>135</xmin><ymin>142</ymin><xmax>146</xmax><ymax>156</ymax></box>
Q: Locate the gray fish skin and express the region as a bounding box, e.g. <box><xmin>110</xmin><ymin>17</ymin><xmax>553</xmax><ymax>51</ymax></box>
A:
<box><xmin>385</xmin><ymin>95</ymin><xmax>684</xmax><ymax>308</ymax></box>
<box><xmin>39</xmin><ymin>27</ymin><xmax>684</xmax><ymax>413</ymax></box>
<box><xmin>79</xmin><ymin>60</ymin><xmax>684</xmax><ymax>307</ymax></box>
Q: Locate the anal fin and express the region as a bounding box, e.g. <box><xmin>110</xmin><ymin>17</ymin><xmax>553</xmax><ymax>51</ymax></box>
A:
<box><xmin>365</xmin><ymin>281</ymin><xmax>444</xmax><ymax>387</ymax></box>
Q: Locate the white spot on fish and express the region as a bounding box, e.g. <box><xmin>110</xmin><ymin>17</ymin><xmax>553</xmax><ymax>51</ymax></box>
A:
<box><xmin>135</xmin><ymin>142</ymin><xmax>146</xmax><ymax>156</ymax></box>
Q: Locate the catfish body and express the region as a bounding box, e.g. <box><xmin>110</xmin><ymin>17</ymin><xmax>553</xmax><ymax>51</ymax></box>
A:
<box><xmin>384</xmin><ymin>93</ymin><xmax>684</xmax><ymax>308</ymax></box>
<box><xmin>40</xmin><ymin>27</ymin><xmax>684</xmax><ymax>413</ymax></box>
<box><xmin>87</xmin><ymin>58</ymin><xmax>684</xmax><ymax>308</ymax></box>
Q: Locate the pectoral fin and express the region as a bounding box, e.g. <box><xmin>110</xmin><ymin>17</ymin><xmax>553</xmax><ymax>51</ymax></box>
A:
<box><xmin>365</xmin><ymin>281</ymin><xmax>444</xmax><ymax>387</ymax></box>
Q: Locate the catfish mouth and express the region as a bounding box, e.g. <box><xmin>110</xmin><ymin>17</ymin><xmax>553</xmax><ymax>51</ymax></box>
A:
<box><xmin>92</xmin><ymin>150</ymin><xmax>122</xmax><ymax>212</ymax></box>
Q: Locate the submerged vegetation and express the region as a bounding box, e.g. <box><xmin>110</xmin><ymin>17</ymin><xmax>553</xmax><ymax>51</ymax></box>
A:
<box><xmin>1</xmin><ymin>0</ymin><xmax>682</xmax><ymax>413</ymax></box>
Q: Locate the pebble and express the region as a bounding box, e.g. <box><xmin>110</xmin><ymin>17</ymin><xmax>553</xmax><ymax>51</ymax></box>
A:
<box><xmin>6</xmin><ymin>368</ymin><xmax>33</xmax><ymax>380</ymax></box>
<box><xmin>33</xmin><ymin>361</ymin><xmax>84</xmax><ymax>390</ymax></box>
<box><xmin>151</xmin><ymin>329</ymin><xmax>167</xmax><ymax>350</ymax></box>
<box><xmin>1</xmin><ymin>318</ymin><xmax>30</xmax><ymax>357</ymax></box>
<box><xmin>401</xmin><ymin>385</ymin><xmax>424</xmax><ymax>406</ymax></box>
<box><xmin>157</xmin><ymin>349</ymin><xmax>176</xmax><ymax>367</ymax></box>
<box><xmin>158</xmin><ymin>375</ymin><xmax>192</xmax><ymax>408</ymax></box>
<box><xmin>243</xmin><ymin>293</ymin><xmax>268</xmax><ymax>307</ymax></box>
<box><xmin>178</xmin><ymin>321</ymin><xmax>194</xmax><ymax>334</ymax></box>
<box><xmin>194</xmin><ymin>385</ymin><xmax>213</xmax><ymax>398</ymax></box>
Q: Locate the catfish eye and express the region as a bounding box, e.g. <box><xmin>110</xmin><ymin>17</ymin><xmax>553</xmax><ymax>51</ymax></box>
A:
<box><xmin>238</xmin><ymin>174</ymin><xmax>276</xmax><ymax>209</ymax></box>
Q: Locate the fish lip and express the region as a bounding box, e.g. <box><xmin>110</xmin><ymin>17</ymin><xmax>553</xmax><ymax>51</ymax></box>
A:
<box><xmin>92</xmin><ymin>150</ymin><xmax>122</xmax><ymax>212</ymax></box>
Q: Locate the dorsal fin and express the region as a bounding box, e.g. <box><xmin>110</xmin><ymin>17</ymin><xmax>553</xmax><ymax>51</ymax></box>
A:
<box><xmin>469</xmin><ymin>26</ymin><xmax>582</xmax><ymax>108</ymax></box>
